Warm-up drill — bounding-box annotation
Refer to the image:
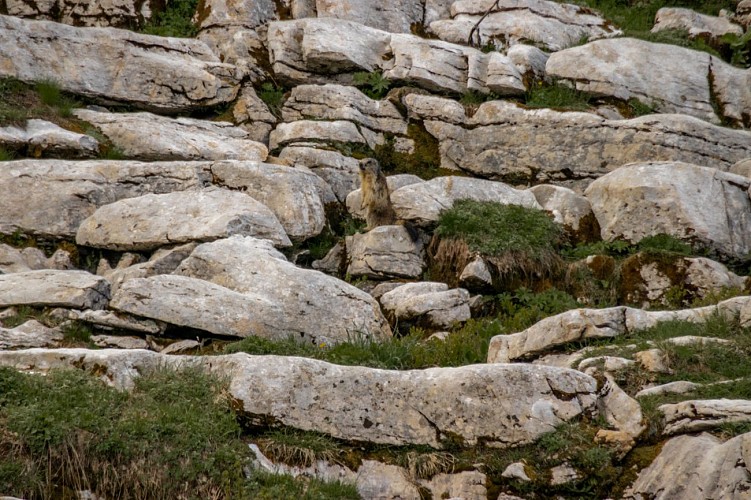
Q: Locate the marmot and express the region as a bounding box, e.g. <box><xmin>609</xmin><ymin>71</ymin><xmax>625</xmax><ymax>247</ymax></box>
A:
<box><xmin>359</xmin><ymin>158</ymin><xmax>398</xmax><ymax>231</ymax></box>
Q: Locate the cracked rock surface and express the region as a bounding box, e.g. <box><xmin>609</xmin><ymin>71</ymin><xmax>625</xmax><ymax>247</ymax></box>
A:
<box><xmin>0</xmin><ymin>119</ymin><xmax>99</xmax><ymax>158</ymax></box>
<box><xmin>346</xmin><ymin>225</ymin><xmax>427</xmax><ymax>279</ymax></box>
<box><xmin>0</xmin><ymin>270</ymin><xmax>110</xmax><ymax>310</ymax></box>
<box><xmin>660</xmin><ymin>399</ymin><xmax>751</xmax><ymax>435</ymax></box>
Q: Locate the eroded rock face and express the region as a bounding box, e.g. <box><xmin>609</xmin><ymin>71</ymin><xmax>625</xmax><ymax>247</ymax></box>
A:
<box><xmin>624</xmin><ymin>431</ymin><xmax>751</xmax><ymax>499</ymax></box>
<box><xmin>173</xmin><ymin>236</ymin><xmax>392</xmax><ymax>343</ymax></box>
<box><xmin>315</xmin><ymin>0</ymin><xmax>425</xmax><ymax>34</ymax></box>
<box><xmin>652</xmin><ymin>7</ymin><xmax>744</xmax><ymax>42</ymax></box>
<box><xmin>415</xmin><ymin>99</ymin><xmax>751</xmax><ymax>190</ymax></box>
<box><xmin>380</xmin><ymin>282</ymin><xmax>471</xmax><ymax>329</ymax></box>
<box><xmin>0</xmin><ymin>320</ymin><xmax>62</xmax><ymax>350</ymax></box>
<box><xmin>430</xmin><ymin>0</ymin><xmax>621</xmax><ymax>52</ymax></box>
<box><xmin>2</xmin><ymin>0</ymin><xmax>157</xmax><ymax>28</ymax></box>
<box><xmin>546</xmin><ymin>38</ymin><xmax>751</xmax><ymax>127</ymax></box>
<box><xmin>76</xmin><ymin>188</ymin><xmax>291</xmax><ymax>250</ymax></box>
<box><xmin>585</xmin><ymin>162</ymin><xmax>751</xmax><ymax>260</ymax></box>
<box><xmin>529</xmin><ymin>184</ymin><xmax>599</xmax><ymax>241</ymax></box>
<box><xmin>0</xmin><ymin>349</ymin><xmax>599</xmax><ymax>448</ymax></box>
<box><xmin>346</xmin><ymin>226</ymin><xmax>426</xmax><ymax>279</ymax></box>
<box><xmin>73</xmin><ymin>109</ymin><xmax>268</xmax><ymax>162</ymax></box>
<box><xmin>279</xmin><ymin>146</ymin><xmax>362</xmax><ymax>202</ymax></box>
<box><xmin>0</xmin><ymin>270</ymin><xmax>110</xmax><ymax>310</ymax></box>
<box><xmin>0</xmin><ymin>245</ymin><xmax>73</xmax><ymax>274</ymax></box>
<box><xmin>0</xmin><ymin>15</ymin><xmax>241</xmax><ymax>112</ymax></box>
<box><xmin>0</xmin><ymin>119</ymin><xmax>99</xmax><ymax>158</ymax></box>
<box><xmin>660</xmin><ymin>399</ymin><xmax>751</xmax><ymax>435</ymax></box>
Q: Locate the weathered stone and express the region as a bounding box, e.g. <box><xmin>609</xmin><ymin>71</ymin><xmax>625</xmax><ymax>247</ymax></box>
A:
<box><xmin>279</xmin><ymin>146</ymin><xmax>362</xmax><ymax>202</ymax></box>
<box><xmin>174</xmin><ymin>236</ymin><xmax>392</xmax><ymax>344</ymax></box>
<box><xmin>598</xmin><ymin>374</ymin><xmax>645</xmax><ymax>439</ymax></box>
<box><xmin>547</xmin><ymin>38</ymin><xmax>751</xmax><ymax>127</ymax></box>
<box><xmin>549</xmin><ymin>463</ymin><xmax>579</xmax><ymax>486</ymax></box>
<box><xmin>208</xmin><ymin>161</ymin><xmax>328</xmax><ymax>241</ymax></box>
<box><xmin>460</xmin><ymin>257</ymin><xmax>493</xmax><ymax>290</ymax></box>
<box><xmin>73</xmin><ymin>109</ymin><xmax>268</xmax><ymax>162</ymax></box>
<box><xmin>269</xmin><ymin>120</ymin><xmax>366</xmax><ymax>151</ymax></box>
<box><xmin>196</xmin><ymin>27</ymin><xmax>268</xmax><ymax>84</ymax></box>
<box><xmin>76</xmin><ymin>188</ymin><xmax>291</xmax><ymax>251</ymax></box>
<box><xmin>502</xmin><ymin>462</ymin><xmax>531</xmax><ymax>482</ymax></box>
<box><xmin>430</xmin><ymin>0</ymin><xmax>620</xmax><ymax>52</ymax></box>
<box><xmin>390</xmin><ymin>176</ymin><xmax>541</xmax><ymax>225</ymax></box>
<box><xmin>419</xmin><ymin>471</ymin><xmax>487</xmax><ymax>500</ymax></box>
<box><xmin>76</xmin><ymin>310</ymin><xmax>163</xmax><ymax>335</ymax></box>
<box><xmin>315</xmin><ymin>0</ymin><xmax>424</xmax><ymax>33</ymax></box>
<box><xmin>311</xmin><ymin>242</ymin><xmax>345</xmax><ymax>275</ymax></box>
<box><xmin>684</xmin><ymin>257</ymin><xmax>748</xmax><ymax>295</ymax></box>
<box><xmin>346</xmin><ymin>226</ymin><xmax>426</xmax><ymax>279</ymax></box>
<box><xmin>660</xmin><ymin>399</ymin><xmax>751</xmax><ymax>435</ymax></box>
<box><xmin>346</xmin><ymin>174</ymin><xmax>424</xmax><ymax>220</ymax></box>
<box><xmin>91</xmin><ymin>335</ymin><xmax>150</xmax><ymax>350</ymax></box>
<box><xmin>635</xmin><ymin>381</ymin><xmax>700</xmax><ymax>398</ymax></box>
<box><xmin>578</xmin><ymin>356</ymin><xmax>635</xmax><ymax>373</ymax></box>
<box><xmin>281</xmin><ymin>84</ymin><xmax>408</xmax><ymax>135</ymax></box>
<box><xmin>0</xmin><ymin>270</ymin><xmax>110</xmax><ymax>310</ymax></box>
<box><xmin>585</xmin><ymin>162</ymin><xmax>751</xmax><ymax>260</ymax></box>
<box><xmin>507</xmin><ymin>44</ymin><xmax>549</xmax><ymax>83</ymax></box>
<box><xmin>529</xmin><ymin>184</ymin><xmax>598</xmax><ymax>241</ymax></box>
<box><xmin>232</xmin><ymin>85</ymin><xmax>277</xmax><ymax>143</ymax></box>
<box><xmin>594</xmin><ymin>430</ymin><xmax>635</xmax><ymax>459</ymax></box>
<box><xmin>0</xmin><ymin>349</ymin><xmax>599</xmax><ymax>448</ymax></box>
<box><xmin>0</xmin><ymin>119</ymin><xmax>99</xmax><ymax>158</ymax></box>
<box><xmin>0</xmin><ymin>320</ymin><xmax>62</xmax><ymax>349</ymax></box>
<box><xmin>730</xmin><ymin>158</ymin><xmax>751</xmax><ymax>178</ymax></box>
<box><xmin>0</xmin><ymin>244</ymin><xmax>72</xmax><ymax>274</ymax></box>
<box><xmin>736</xmin><ymin>0</ymin><xmax>751</xmax><ymax>28</ymax></box>
<box><xmin>380</xmin><ymin>282</ymin><xmax>471</xmax><ymax>329</ymax></box>
<box><xmin>356</xmin><ymin>461</ymin><xmax>420</xmax><ymax>500</ymax></box>
<box><xmin>3</xmin><ymin>0</ymin><xmax>157</xmax><ymax>28</ymax></box>
<box><xmin>403</xmin><ymin>93</ymin><xmax>467</xmax><ymax>124</ymax></box>
<box><xmin>195</xmin><ymin>0</ymin><xmax>279</xmax><ymax>30</ymax></box>
<box><xmin>624</xmin><ymin>432</ymin><xmax>751</xmax><ymax>498</ymax></box>
<box><xmin>0</xmin><ymin>15</ymin><xmax>241</xmax><ymax>112</ymax></box>
<box><xmin>159</xmin><ymin>339</ymin><xmax>201</xmax><ymax>355</ymax></box>
<box><xmin>652</xmin><ymin>7</ymin><xmax>744</xmax><ymax>42</ymax></box>
<box><xmin>418</xmin><ymin>100</ymin><xmax>751</xmax><ymax>190</ymax></box>
<box><xmin>634</xmin><ymin>349</ymin><xmax>672</xmax><ymax>374</ymax></box>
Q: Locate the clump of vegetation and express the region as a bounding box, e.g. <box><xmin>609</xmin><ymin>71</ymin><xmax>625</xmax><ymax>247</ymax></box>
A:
<box><xmin>257</xmin><ymin>82</ymin><xmax>286</xmax><ymax>119</ymax></box>
<box><xmin>352</xmin><ymin>71</ymin><xmax>392</xmax><ymax>100</ymax></box>
<box><xmin>373</xmin><ymin>123</ymin><xmax>452</xmax><ymax>179</ymax></box>
<box><xmin>0</xmin><ymin>77</ymin><xmax>80</xmax><ymax>128</ymax></box>
<box><xmin>140</xmin><ymin>0</ymin><xmax>199</xmax><ymax>38</ymax></box>
<box><xmin>0</xmin><ymin>147</ymin><xmax>15</xmax><ymax>161</ymax></box>
<box><xmin>525</xmin><ymin>81</ymin><xmax>593</xmax><ymax>111</ymax></box>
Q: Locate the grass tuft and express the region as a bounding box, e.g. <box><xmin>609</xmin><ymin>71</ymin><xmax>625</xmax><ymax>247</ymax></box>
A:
<box><xmin>525</xmin><ymin>81</ymin><xmax>593</xmax><ymax>111</ymax></box>
<box><xmin>140</xmin><ymin>0</ymin><xmax>199</xmax><ymax>38</ymax></box>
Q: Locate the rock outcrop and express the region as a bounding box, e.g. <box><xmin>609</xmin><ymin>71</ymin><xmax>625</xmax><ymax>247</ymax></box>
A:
<box><xmin>0</xmin><ymin>270</ymin><xmax>110</xmax><ymax>310</ymax></box>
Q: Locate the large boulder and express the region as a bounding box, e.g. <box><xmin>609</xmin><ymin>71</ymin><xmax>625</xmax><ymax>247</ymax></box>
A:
<box><xmin>430</xmin><ymin>0</ymin><xmax>621</xmax><ymax>52</ymax></box>
<box><xmin>0</xmin><ymin>349</ymin><xmax>599</xmax><ymax>448</ymax></box>
<box><xmin>547</xmin><ymin>38</ymin><xmax>751</xmax><ymax>127</ymax></box>
<box><xmin>652</xmin><ymin>7</ymin><xmax>744</xmax><ymax>42</ymax></box>
<box><xmin>409</xmin><ymin>97</ymin><xmax>751</xmax><ymax>190</ymax></box>
<box><xmin>0</xmin><ymin>119</ymin><xmax>99</xmax><ymax>158</ymax></box>
<box><xmin>0</xmin><ymin>15</ymin><xmax>241</xmax><ymax>112</ymax></box>
<box><xmin>75</xmin><ymin>188</ymin><xmax>291</xmax><ymax>251</ymax></box>
<box><xmin>585</xmin><ymin>162</ymin><xmax>751</xmax><ymax>260</ymax></box>
<box><xmin>173</xmin><ymin>236</ymin><xmax>392</xmax><ymax>343</ymax></box>
<box><xmin>379</xmin><ymin>282</ymin><xmax>471</xmax><ymax>329</ymax></box>
<box><xmin>0</xmin><ymin>270</ymin><xmax>110</xmax><ymax>310</ymax></box>
<box><xmin>315</xmin><ymin>0</ymin><xmax>425</xmax><ymax>33</ymax></box>
<box><xmin>73</xmin><ymin>109</ymin><xmax>268</xmax><ymax>162</ymax></box>
<box><xmin>346</xmin><ymin>225</ymin><xmax>426</xmax><ymax>279</ymax></box>
<box><xmin>1</xmin><ymin>0</ymin><xmax>158</xmax><ymax>28</ymax></box>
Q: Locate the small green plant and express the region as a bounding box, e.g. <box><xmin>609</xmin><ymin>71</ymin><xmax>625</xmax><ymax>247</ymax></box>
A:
<box><xmin>258</xmin><ymin>82</ymin><xmax>285</xmax><ymax>119</ymax></box>
<box><xmin>61</xmin><ymin>321</ymin><xmax>93</xmax><ymax>345</ymax></box>
<box><xmin>352</xmin><ymin>71</ymin><xmax>392</xmax><ymax>100</ymax></box>
<box><xmin>626</xmin><ymin>97</ymin><xmax>654</xmax><ymax>117</ymax></box>
<box><xmin>34</xmin><ymin>79</ymin><xmax>77</xmax><ymax>116</ymax></box>
<box><xmin>637</xmin><ymin>233</ymin><xmax>694</xmax><ymax>255</ymax></box>
<box><xmin>525</xmin><ymin>81</ymin><xmax>593</xmax><ymax>111</ymax></box>
<box><xmin>140</xmin><ymin>0</ymin><xmax>199</xmax><ymax>38</ymax></box>
<box><xmin>0</xmin><ymin>147</ymin><xmax>15</xmax><ymax>161</ymax></box>
<box><xmin>722</xmin><ymin>29</ymin><xmax>751</xmax><ymax>68</ymax></box>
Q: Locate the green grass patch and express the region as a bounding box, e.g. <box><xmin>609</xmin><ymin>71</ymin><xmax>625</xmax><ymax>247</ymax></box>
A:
<box><xmin>257</xmin><ymin>82</ymin><xmax>286</xmax><ymax>119</ymax></box>
<box><xmin>563</xmin><ymin>233</ymin><xmax>696</xmax><ymax>261</ymax></box>
<box><xmin>525</xmin><ymin>81</ymin><xmax>593</xmax><ymax>111</ymax></box>
<box><xmin>140</xmin><ymin>0</ymin><xmax>199</xmax><ymax>38</ymax></box>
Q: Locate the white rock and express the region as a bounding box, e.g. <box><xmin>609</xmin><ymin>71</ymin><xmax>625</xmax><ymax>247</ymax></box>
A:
<box><xmin>660</xmin><ymin>400</ymin><xmax>751</xmax><ymax>435</ymax></box>
<box><xmin>502</xmin><ymin>462</ymin><xmax>531</xmax><ymax>482</ymax></box>
<box><xmin>419</xmin><ymin>471</ymin><xmax>487</xmax><ymax>500</ymax></box>
<box><xmin>529</xmin><ymin>184</ymin><xmax>598</xmax><ymax>238</ymax></box>
<box><xmin>232</xmin><ymin>85</ymin><xmax>277</xmax><ymax>143</ymax></box>
<box><xmin>0</xmin><ymin>15</ymin><xmax>241</xmax><ymax>112</ymax></box>
<box><xmin>652</xmin><ymin>7</ymin><xmax>744</xmax><ymax>41</ymax></box>
<box><xmin>346</xmin><ymin>225</ymin><xmax>426</xmax><ymax>279</ymax></box>
<box><xmin>315</xmin><ymin>0</ymin><xmax>425</xmax><ymax>33</ymax></box>
<box><xmin>598</xmin><ymin>374</ymin><xmax>645</xmax><ymax>439</ymax></box>
<box><xmin>4</xmin><ymin>0</ymin><xmax>157</xmax><ymax>28</ymax></box>
<box><xmin>635</xmin><ymin>381</ymin><xmax>700</xmax><ymax>398</ymax></box>
<box><xmin>0</xmin><ymin>270</ymin><xmax>110</xmax><ymax>310</ymax></box>
<box><xmin>269</xmin><ymin>120</ymin><xmax>366</xmax><ymax>151</ymax></box>
<box><xmin>0</xmin><ymin>119</ymin><xmax>99</xmax><ymax>158</ymax></box>
<box><xmin>91</xmin><ymin>335</ymin><xmax>150</xmax><ymax>350</ymax></box>
<box><xmin>381</xmin><ymin>282</ymin><xmax>470</xmax><ymax>329</ymax></box>
<box><xmin>356</xmin><ymin>461</ymin><xmax>421</xmax><ymax>500</ymax></box>
<box><xmin>77</xmin><ymin>310</ymin><xmax>163</xmax><ymax>335</ymax></box>
<box><xmin>0</xmin><ymin>320</ymin><xmax>62</xmax><ymax>349</ymax></box>
<box><xmin>75</xmin><ymin>188</ymin><xmax>291</xmax><ymax>251</ymax></box>
<box><xmin>280</xmin><ymin>146</ymin><xmax>362</xmax><ymax>202</ymax></box>
<box><xmin>460</xmin><ymin>257</ymin><xmax>493</xmax><ymax>289</ymax></box>
<box><xmin>550</xmin><ymin>463</ymin><xmax>579</xmax><ymax>486</ymax></box>
<box><xmin>578</xmin><ymin>356</ymin><xmax>635</xmax><ymax>373</ymax></box>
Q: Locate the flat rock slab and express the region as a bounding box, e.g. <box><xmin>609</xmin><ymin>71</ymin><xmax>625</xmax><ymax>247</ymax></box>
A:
<box><xmin>173</xmin><ymin>236</ymin><xmax>392</xmax><ymax>343</ymax></box>
<box><xmin>660</xmin><ymin>399</ymin><xmax>751</xmax><ymax>435</ymax></box>
<box><xmin>346</xmin><ymin>225</ymin><xmax>426</xmax><ymax>279</ymax></box>
<box><xmin>652</xmin><ymin>7</ymin><xmax>744</xmax><ymax>41</ymax></box>
<box><xmin>0</xmin><ymin>15</ymin><xmax>241</xmax><ymax>112</ymax></box>
<box><xmin>0</xmin><ymin>320</ymin><xmax>62</xmax><ymax>350</ymax></box>
<box><xmin>585</xmin><ymin>162</ymin><xmax>751</xmax><ymax>260</ymax></box>
<box><xmin>74</xmin><ymin>109</ymin><xmax>268</xmax><ymax>162</ymax></box>
<box><xmin>380</xmin><ymin>282</ymin><xmax>471</xmax><ymax>329</ymax></box>
<box><xmin>547</xmin><ymin>38</ymin><xmax>751</xmax><ymax>127</ymax></box>
<box><xmin>430</xmin><ymin>0</ymin><xmax>620</xmax><ymax>52</ymax></box>
<box><xmin>0</xmin><ymin>119</ymin><xmax>99</xmax><ymax>158</ymax></box>
<box><xmin>0</xmin><ymin>349</ymin><xmax>599</xmax><ymax>448</ymax></box>
<box><xmin>76</xmin><ymin>188</ymin><xmax>291</xmax><ymax>251</ymax></box>
<box><xmin>411</xmin><ymin>97</ymin><xmax>751</xmax><ymax>190</ymax></box>
<box><xmin>315</xmin><ymin>0</ymin><xmax>425</xmax><ymax>33</ymax></box>
<box><xmin>3</xmin><ymin>0</ymin><xmax>158</xmax><ymax>28</ymax></box>
<box><xmin>625</xmin><ymin>431</ymin><xmax>751</xmax><ymax>499</ymax></box>
<box><xmin>0</xmin><ymin>270</ymin><xmax>110</xmax><ymax>310</ymax></box>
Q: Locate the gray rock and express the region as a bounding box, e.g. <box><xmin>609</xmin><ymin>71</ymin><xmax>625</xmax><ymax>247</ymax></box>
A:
<box><xmin>652</xmin><ymin>7</ymin><xmax>744</xmax><ymax>41</ymax></box>
<box><xmin>598</xmin><ymin>374</ymin><xmax>645</xmax><ymax>439</ymax></box>
<box><xmin>0</xmin><ymin>349</ymin><xmax>599</xmax><ymax>448</ymax></box>
<box><xmin>103</xmin><ymin>243</ymin><xmax>197</xmax><ymax>295</ymax></box>
<box><xmin>3</xmin><ymin>0</ymin><xmax>157</xmax><ymax>28</ymax></box>
<box><xmin>346</xmin><ymin>225</ymin><xmax>426</xmax><ymax>279</ymax></box>
<box><xmin>547</xmin><ymin>38</ymin><xmax>751</xmax><ymax>127</ymax></box>
<box><xmin>634</xmin><ymin>381</ymin><xmax>700</xmax><ymax>398</ymax></box>
<box><xmin>460</xmin><ymin>257</ymin><xmax>493</xmax><ymax>289</ymax></box>
<box><xmin>418</xmin><ymin>100</ymin><xmax>751</xmax><ymax>190</ymax></box>
<box><xmin>311</xmin><ymin>242</ymin><xmax>345</xmax><ymax>275</ymax></box>
<box><xmin>419</xmin><ymin>471</ymin><xmax>487</xmax><ymax>500</ymax></box>
<box><xmin>346</xmin><ymin>174</ymin><xmax>425</xmax><ymax>220</ymax></box>
<box><xmin>314</xmin><ymin>0</ymin><xmax>424</xmax><ymax>33</ymax></box>
<box><xmin>0</xmin><ymin>15</ymin><xmax>241</xmax><ymax>112</ymax></box>
<box><xmin>380</xmin><ymin>283</ymin><xmax>471</xmax><ymax>329</ymax></box>
<box><xmin>76</xmin><ymin>310</ymin><xmax>163</xmax><ymax>335</ymax></box>
<box><xmin>196</xmin><ymin>27</ymin><xmax>268</xmax><ymax>84</ymax></box>
<box><xmin>660</xmin><ymin>399</ymin><xmax>751</xmax><ymax>435</ymax></box>
<box><xmin>356</xmin><ymin>461</ymin><xmax>420</xmax><ymax>500</ymax></box>
<box><xmin>160</xmin><ymin>339</ymin><xmax>202</xmax><ymax>355</ymax></box>
<box><xmin>549</xmin><ymin>463</ymin><xmax>579</xmax><ymax>486</ymax></box>
<box><xmin>269</xmin><ymin>120</ymin><xmax>367</xmax><ymax>152</ymax></box>
<box><xmin>0</xmin><ymin>270</ymin><xmax>110</xmax><ymax>309</ymax></box>
<box><xmin>585</xmin><ymin>162</ymin><xmax>751</xmax><ymax>260</ymax></box>
<box><xmin>507</xmin><ymin>44</ymin><xmax>549</xmax><ymax>83</ymax></box>
<box><xmin>75</xmin><ymin>188</ymin><xmax>291</xmax><ymax>251</ymax></box>
<box><xmin>279</xmin><ymin>146</ymin><xmax>361</xmax><ymax>202</ymax></box>
<box><xmin>73</xmin><ymin>109</ymin><xmax>268</xmax><ymax>162</ymax></box>
<box><xmin>430</xmin><ymin>0</ymin><xmax>620</xmax><ymax>52</ymax></box>
<box><xmin>633</xmin><ymin>348</ymin><xmax>672</xmax><ymax>374</ymax></box>
<box><xmin>0</xmin><ymin>119</ymin><xmax>99</xmax><ymax>158</ymax></box>
<box><xmin>173</xmin><ymin>236</ymin><xmax>392</xmax><ymax>344</ymax></box>
<box><xmin>195</xmin><ymin>0</ymin><xmax>279</xmax><ymax>30</ymax></box>
<box><xmin>736</xmin><ymin>0</ymin><xmax>751</xmax><ymax>28</ymax></box>
<box><xmin>502</xmin><ymin>462</ymin><xmax>531</xmax><ymax>482</ymax></box>
<box><xmin>529</xmin><ymin>184</ymin><xmax>598</xmax><ymax>240</ymax></box>
<box><xmin>232</xmin><ymin>85</ymin><xmax>277</xmax><ymax>143</ymax></box>
<box><xmin>0</xmin><ymin>320</ymin><xmax>62</xmax><ymax>349</ymax></box>
<box><xmin>730</xmin><ymin>158</ymin><xmax>751</xmax><ymax>178</ymax></box>
<box><xmin>624</xmin><ymin>432</ymin><xmax>751</xmax><ymax>498</ymax></box>
<box><xmin>90</xmin><ymin>335</ymin><xmax>150</xmax><ymax>350</ymax></box>
<box><xmin>0</xmin><ymin>244</ymin><xmax>72</xmax><ymax>274</ymax></box>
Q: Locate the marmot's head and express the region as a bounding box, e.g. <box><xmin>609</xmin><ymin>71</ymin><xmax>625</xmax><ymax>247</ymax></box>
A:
<box><xmin>359</xmin><ymin>158</ymin><xmax>381</xmax><ymax>177</ymax></box>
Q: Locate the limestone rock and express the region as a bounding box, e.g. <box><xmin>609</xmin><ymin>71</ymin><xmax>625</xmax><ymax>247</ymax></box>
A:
<box><xmin>173</xmin><ymin>236</ymin><xmax>392</xmax><ymax>343</ymax></box>
<box><xmin>634</xmin><ymin>349</ymin><xmax>672</xmax><ymax>374</ymax></box>
<box><xmin>196</xmin><ymin>27</ymin><xmax>268</xmax><ymax>84</ymax></box>
<box><xmin>0</xmin><ymin>160</ymin><xmax>214</xmax><ymax>239</ymax></box>
<box><xmin>0</xmin><ymin>349</ymin><xmax>599</xmax><ymax>448</ymax></box>
<box><xmin>585</xmin><ymin>162</ymin><xmax>751</xmax><ymax>260</ymax></box>
<box><xmin>0</xmin><ymin>320</ymin><xmax>62</xmax><ymax>349</ymax></box>
<box><xmin>660</xmin><ymin>399</ymin><xmax>751</xmax><ymax>435</ymax></box>
<box><xmin>103</xmin><ymin>243</ymin><xmax>197</xmax><ymax>294</ymax></box>
<box><xmin>311</xmin><ymin>242</ymin><xmax>345</xmax><ymax>275</ymax></box>
<box><xmin>0</xmin><ymin>119</ymin><xmax>99</xmax><ymax>158</ymax></box>
<box><xmin>635</xmin><ymin>381</ymin><xmax>700</xmax><ymax>398</ymax></box>
<box><xmin>356</xmin><ymin>461</ymin><xmax>420</xmax><ymax>500</ymax></box>
<box><xmin>73</xmin><ymin>109</ymin><xmax>268</xmax><ymax>162</ymax></box>
<box><xmin>195</xmin><ymin>0</ymin><xmax>280</xmax><ymax>30</ymax></box>
<box><xmin>281</xmin><ymin>84</ymin><xmax>408</xmax><ymax>135</ymax></box>
<box><xmin>736</xmin><ymin>0</ymin><xmax>751</xmax><ymax>28</ymax></box>
<box><xmin>315</xmin><ymin>0</ymin><xmax>424</xmax><ymax>33</ymax></box>
<box><xmin>529</xmin><ymin>184</ymin><xmax>599</xmax><ymax>241</ymax></box>
<box><xmin>269</xmin><ymin>120</ymin><xmax>366</xmax><ymax>151</ymax></box>
<box><xmin>160</xmin><ymin>339</ymin><xmax>201</xmax><ymax>355</ymax></box>
<box><xmin>652</xmin><ymin>7</ymin><xmax>744</xmax><ymax>42</ymax></box>
<box><xmin>578</xmin><ymin>356</ymin><xmax>635</xmax><ymax>373</ymax></box>
<box><xmin>625</xmin><ymin>432</ymin><xmax>751</xmax><ymax>498</ymax></box>
<box><xmin>279</xmin><ymin>146</ymin><xmax>362</xmax><ymax>202</ymax></box>
<box><xmin>502</xmin><ymin>462</ymin><xmax>531</xmax><ymax>482</ymax></box>
<box><xmin>91</xmin><ymin>335</ymin><xmax>150</xmax><ymax>350</ymax></box>
<box><xmin>346</xmin><ymin>226</ymin><xmax>426</xmax><ymax>279</ymax></box>
<box><xmin>76</xmin><ymin>310</ymin><xmax>163</xmax><ymax>335</ymax></box>
<box><xmin>380</xmin><ymin>282</ymin><xmax>471</xmax><ymax>329</ymax></box>
<box><xmin>232</xmin><ymin>85</ymin><xmax>277</xmax><ymax>143</ymax></box>
<box><xmin>390</xmin><ymin>176</ymin><xmax>541</xmax><ymax>225</ymax></box>
<box><xmin>507</xmin><ymin>44</ymin><xmax>549</xmax><ymax>83</ymax></box>
<box><xmin>0</xmin><ymin>15</ymin><xmax>241</xmax><ymax>112</ymax></box>
<box><xmin>598</xmin><ymin>374</ymin><xmax>645</xmax><ymax>439</ymax></box>
<box><xmin>75</xmin><ymin>188</ymin><xmax>291</xmax><ymax>251</ymax></box>
<box><xmin>430</xmin><ymin>0</ymin><xmax>621</xmax><ymax>52</ymax></box>
<box><xmin>346</xmin><ymin>174</ymin><xmax>424</xmax><ymax>220</ymax></box>
<box><xmin>546</xmin><ymin>38</ymin><xmax>751</xmax><ymax>127</ymax></box>
<box><xmin>419</xmin><ymin>471</ymin><xmax>487</xmax><ymax>500</ymax></box>
<box><xmin>418</xmin><ymin>100</ymin><xmax>751</xmax><ymax>190</ymax></box>
<box><xmin>550</xmin><ymin>463</ymin><xmax>579</xmax><ymax>486</ymax></box>
<box><xmin>460</xmin><ymin>257</ymin><xmax>493</xmax><ymax>290</ymax></box>
<box><xmin>0</xmin><ymin>244</ymin><xmax>73</xmax><ymax>274</ymax></box>
<box><xmin>730</xmin><ymin>158</ymin><xmax>751</xmax><ymax>178</ymax></box>
<box><xmin>0</xmin><ymin>270</ymin><xmax>110</xmax><ymax>310</ymax></box>
<box><xmin>3</xmin><ymin>0</ymin><xmax>157</xmax><ymax>28</ymax></box>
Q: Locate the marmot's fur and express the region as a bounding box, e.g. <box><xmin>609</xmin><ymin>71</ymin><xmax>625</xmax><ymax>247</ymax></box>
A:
<box><xmin>359</xmin><ymin>158</ymin><xmax>398</xmax><ymax>231</ymax></box>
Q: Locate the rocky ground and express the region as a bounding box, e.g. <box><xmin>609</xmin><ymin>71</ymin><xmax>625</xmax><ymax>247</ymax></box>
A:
<box><xmin>1</xmin><ymin>0</ymin><xmax>751</xmax><ymax>499</ymax></box>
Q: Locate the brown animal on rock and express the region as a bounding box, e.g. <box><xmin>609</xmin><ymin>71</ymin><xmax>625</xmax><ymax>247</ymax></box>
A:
<box><xmin>358</xmin><ymin>158</ymin><xmax>398</xmax><ymax>231</ymax></box>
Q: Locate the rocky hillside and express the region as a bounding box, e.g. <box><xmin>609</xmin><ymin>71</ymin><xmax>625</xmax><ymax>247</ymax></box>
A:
<box><xmin>1</xmin><ymin>0</ymin><xmax>751</xmax><ymax>498</ymax></box>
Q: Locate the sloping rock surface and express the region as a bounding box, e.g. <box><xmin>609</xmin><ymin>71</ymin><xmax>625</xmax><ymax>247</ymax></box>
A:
<box><xmin>0</xmin><ymin>270</ymin><xmax>110</xmax><ymax>310</ymax></box>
